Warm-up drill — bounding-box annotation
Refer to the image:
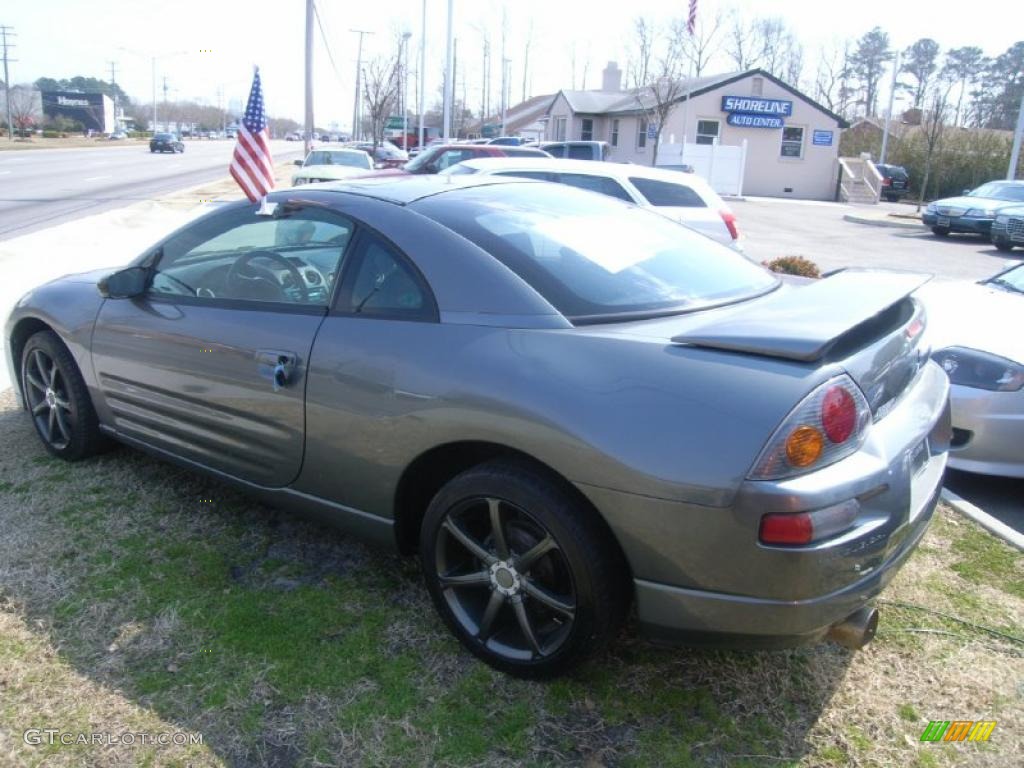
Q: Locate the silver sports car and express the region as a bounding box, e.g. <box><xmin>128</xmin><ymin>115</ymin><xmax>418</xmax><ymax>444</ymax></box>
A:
<box><xmin>5</xmin><ymin>176</ymin><xmax>951</xmax><ymax>678</ymax></box>
<box><xmin>918</xmin><ymin>262</ymin><xmax>1024</xmax><ymax>478</ymax></box>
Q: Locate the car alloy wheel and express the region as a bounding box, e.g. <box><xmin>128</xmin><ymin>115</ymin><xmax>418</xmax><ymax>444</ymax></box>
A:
<box><xmin>931</xmin><ymin>226</ymin><xmax>950</xmax><ymax>237</ymax></box>
<box><xmin>420</xmin><ymin>460</ymin><xmax>629</xmax><ymax>678</ymax></box>
<box><xmin>20</xmin><ymin>330</ymin><xmax>106</xmax><ymax>461</ymax></box>
<box><xmin>23</xmin><ymin>347</ymin><xmax>74</xmax><ymax>451</ymax></box>
<box><xmin>435</xmin><ymin>495</ymin><xmax>577</xmax><ymax>662</ymax></box>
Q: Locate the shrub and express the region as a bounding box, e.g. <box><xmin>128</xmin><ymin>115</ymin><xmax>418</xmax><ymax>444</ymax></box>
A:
<box><xmin>41</xmin><ymin>130</ymin><xmax>60</xmax><ymax>138</ymax></box>
<box><xmin>763</xmin><ymin>256</ymin><xmax>821</xmax><ymax>278</ymax></box>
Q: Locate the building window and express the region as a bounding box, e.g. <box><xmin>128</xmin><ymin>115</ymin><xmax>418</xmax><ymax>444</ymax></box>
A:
<box><xmin>781</xmin><ymin>126</ymin><xmax>804</xmax><ymax>158</ymax></box>
<box><xmin>610</xmin><ymin>119</ymin><xmax>619</xmax><ymax>147</ymax></box>
<box><xmin>696</xmin><ymin>120</ymin><xmax>720</xmax><ymax>145</ymax></box>
<box><xmin>554</xmin><ymin>117</ymin><xmax>567</xmax><ymax>141</ymax></box>
<box><xmin>637</xmin><ymin>118</ymin><xmax>647</xmax><ymax>149</ymax></box>
<box><xmin>752</xmin><ymin>77</ymin><xmax>764</xmax><ymax>96</ymax></box>
<box><xmin>580</xmin><ymin>118</ymin><xmax>594</xmax><ymax>141</ymax></box>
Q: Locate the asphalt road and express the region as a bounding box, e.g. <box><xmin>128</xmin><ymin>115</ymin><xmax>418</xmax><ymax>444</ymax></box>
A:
<box><xmin>737</xmin><ymin>196</ymin><xmax>1023</xmax><ymax>534</ymax></box>
<box><xmin>0</xmin><ymin>139</ymin><xmax>301</xmax><ymax>241</ymax></box>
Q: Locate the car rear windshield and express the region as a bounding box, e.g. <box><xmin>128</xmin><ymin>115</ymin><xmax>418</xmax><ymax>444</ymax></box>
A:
<box><xmin>969</xmin><ymin>182</ymin><xmax>1024</xmax><ymax>202</ymax></box>
<box><xmin>629</xmin><ymin>177</ymin><xmax>706</xmax><ymax>207</ymax></box>
<box><xmin>412</xmin><ymin>183</ymin><xmax>777</xmax><ymax>322</ymax></box>
<box><xmin>154</xmin><ymin>133</ymin><xmax>175</xmax><ymax>140</ymax></box>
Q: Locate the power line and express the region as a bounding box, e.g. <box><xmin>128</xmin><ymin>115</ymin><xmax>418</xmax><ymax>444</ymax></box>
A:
<box><xmin>312</xmin><ymin>1</ymin><xmax>345</xmax><ymax>89</ymax></box>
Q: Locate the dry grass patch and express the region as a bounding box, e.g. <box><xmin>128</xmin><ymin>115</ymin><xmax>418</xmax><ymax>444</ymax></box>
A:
<box><xmin>0</xmin><ymin>387</ymin><xmax>1021</xmax><ymax>766</ymax></box>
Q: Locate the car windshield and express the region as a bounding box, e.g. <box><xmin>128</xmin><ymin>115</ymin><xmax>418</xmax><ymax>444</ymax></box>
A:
<box><xmin>968</xmin><ymin>182</ymin><xmax>1024</xmax><ymax>202</ymax></box>
<box><xmin>305</xmin><ymin>151</ymin><xmax>369</xmax><ymax>168</ymax></box>
<box><xmin>413</xmin><ymin>183</ymin><xmax>778</xmax><ymax>322</ymax></box>
<box><xmin>986</xmin><ymin>265</ymin><xmax>1024</xmax><ymax>295</ymax></box>
<box><xmin>404</xmin><ymin>147</ymin><xmax>444</xmax><ymax>172</ymax></box>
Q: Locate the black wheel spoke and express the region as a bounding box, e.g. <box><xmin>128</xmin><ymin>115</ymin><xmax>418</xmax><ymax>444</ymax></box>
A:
<box><xmin>488</xmin><ymin>498</ymin><xmax>510</xmax><ymax>560</ymax></box>
<box><xmin>515</xmin><ymin>535</ymin><xmax>557</xmax><ymax>572</ymax></box>
<box><xmin>45</xmin><ymin>408</ymin><xmax>56</xmax><ymax>442</ymax></box>
<box><xmin>522</xmin><ymin>578</ymin><xmax>575</xmax><ymax>619</ymax></box>
<box><xmin>54</xmin><ymin>395</ymin><xmax>71</xmax><ymax>412</ymax></box>
<box><xmin>478</xmin><ymin>590</ymin><xmax>504</xmax><ymax>640</ymax></box>
<box><xmin>512</xmin><ymin>596</ymin><xmax>543</xmax><ymax>657</ymax></box>
<box><xmin>25</xmin><ymin>371</ymin><xmax>46</xmax><ymax>394</ymax></box>
<box><xmin>31</xmin><ymin>402</ymin><xmax>48</xmax><ymax>416</ymax></box>
<box><xmin>53</xmin><ymin>407</ymin><xmax>72</xmax><ymax>443</ymax></box>
<box><xmin>443</xmin><ymin>519</ymin><xmax>497</xmax><ymax>566</ymax></box>
<box><xmin>439</xmin><ymin>570</ymin><xmax>490</xmax><ymax>588</ymax></box>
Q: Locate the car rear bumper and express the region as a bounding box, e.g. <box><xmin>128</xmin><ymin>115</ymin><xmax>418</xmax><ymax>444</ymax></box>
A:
<box><xmin>947</xmin><ymin>383</ymin><xmax>1024</xmax><ymax>478</ymax></box>
<box><xmin>580</xmin><ymin>361</ymin><xmax>950</xmax><ymax>646</ymax></box>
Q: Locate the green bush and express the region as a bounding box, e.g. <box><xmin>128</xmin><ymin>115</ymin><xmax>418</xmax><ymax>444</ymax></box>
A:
<box><xmin>763</xmin><ymin>256</ymin><xmax>821</xmax><ymax>278</ymax></box>
<box><xmin>41</xmin><ymin>130</ymin><xmax>60</xmax><ymax>138</ymax></box>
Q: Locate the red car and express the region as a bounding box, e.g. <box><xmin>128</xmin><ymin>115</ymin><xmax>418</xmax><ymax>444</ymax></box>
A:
<box><xmin>398</xmin><ymin>143</ymin><xmax>552</xmax><ymax>175</ymax></box>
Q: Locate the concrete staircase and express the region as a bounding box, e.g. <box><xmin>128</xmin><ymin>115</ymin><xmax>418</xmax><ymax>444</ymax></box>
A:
<box><xmin>838</xmin><ymin>157</ymin><xmax>882</xmax><ymax>205</ymax></box>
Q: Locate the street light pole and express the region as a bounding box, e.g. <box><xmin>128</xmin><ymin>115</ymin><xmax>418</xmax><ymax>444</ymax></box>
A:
<box><xmin>351</xmin><ymin>29</ymin><xmax>373</xmax><ymax>142</ymax></box>
<box><xmin>880</xmin><ymin>51</ymin><xmax>900</xmax><ymax>166</ymax></box>
<box><xmin>1008</xmin><ymin>87</ymin><xmax>1024</xmax><ymax>180</ymax></box>
<box><xmin>442</xmin><ymin>0</ymin><xmax>454</xmax><ymax>140</ymax></box>
<box><xmin>401</xmin><ymin>32</ymin><xmax>411</xmax><ymax>151</ymax></box>
<box><xmin>418</xmin><ymin>0</ymin><xmax>426</xmax><ymax>150</ymax></box>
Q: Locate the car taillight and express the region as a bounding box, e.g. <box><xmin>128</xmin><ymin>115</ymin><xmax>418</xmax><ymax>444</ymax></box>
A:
<box><xmin>748</xmin><ymin>375</ymin><xmax>872</xmax><ymax>480</ymax></box>
<box><xmin>759</xmin><ymin>500</ymin><xmax>860</xmax><ymax>546</ymax></box>
<box><xmin>881</xmin><ymin>177</ymin><xmax>891</xmax><ymax>186</ymax></box>
<box><xmin>720</xmin><ymin>210</ymin><xmax>739</xmax><ymax>240</ymax></box>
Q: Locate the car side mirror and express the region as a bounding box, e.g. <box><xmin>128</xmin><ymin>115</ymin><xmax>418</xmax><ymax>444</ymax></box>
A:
<box><xmin>293</xmin><ymin>159</ymin><xmax>304</xmax><ymax>166</ymax></box>
<box><xmin>97</xmin><ymin>266</ymin><xmax>149</xmax><ymax>299</ymax></box>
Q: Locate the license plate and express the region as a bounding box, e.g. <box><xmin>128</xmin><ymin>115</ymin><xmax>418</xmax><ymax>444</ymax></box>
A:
<box><xmin>937</xmin><ymin>216</ymin><xmax>950</xmax><ymax>227</ymax></box>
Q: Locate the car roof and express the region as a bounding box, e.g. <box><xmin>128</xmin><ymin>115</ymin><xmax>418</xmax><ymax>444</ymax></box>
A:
<box><xmin>271</xmin><ymin>174</ymin><xmax>535</xmax><ymax>206</ymax></box>
<box><xmin>454</xmin><ymin>157</ymin><xmax>717</xmax><ymax>190</ymax></box>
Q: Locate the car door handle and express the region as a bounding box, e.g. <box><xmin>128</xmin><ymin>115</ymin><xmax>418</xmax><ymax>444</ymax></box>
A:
<box><xmin>256</xmin><ymin>350</ymin><xmax>298</xmax><ymax>391</ymax></box>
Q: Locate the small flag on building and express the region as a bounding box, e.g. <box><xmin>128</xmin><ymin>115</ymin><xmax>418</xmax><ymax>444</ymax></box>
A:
<box><xmin>688</xmin><ymin>0</ymin><xmax>698</xmax><ymax>35</ymax></box>
<box><xmin>230</xmin><ymin>67</ymin><xmax>275</xmax><ymax>202</ymax></box>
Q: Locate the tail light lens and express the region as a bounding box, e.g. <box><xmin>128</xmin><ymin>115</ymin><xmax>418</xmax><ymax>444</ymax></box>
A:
<box><xmin>881</xmin><ymin>177</ymin><xmax>892</xmax><ymax>186</ymax></box>
<box><xmin>748</xmin><ymin>374</ymin><xmax>872</xmax><ymax>480</ymax></box>
<box><xmin>719</xmin><ymin>210</ymin><xmax>739</xmax><ymax>240</ymax></box>
<box><xmin>760</xmin><ymin>500</ymin><xmax>860</xmax><ymax>546</ymax></box>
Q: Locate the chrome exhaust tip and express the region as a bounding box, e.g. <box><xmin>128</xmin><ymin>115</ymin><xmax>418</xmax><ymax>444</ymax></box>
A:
<box><xmin>827</xmin><ymin>606</ymin><xmax>879</xmax><ymax>650</ymax></box>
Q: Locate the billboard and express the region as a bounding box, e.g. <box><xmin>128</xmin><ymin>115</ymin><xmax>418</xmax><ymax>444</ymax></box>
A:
<box><xmin>41</xmin><ymin>91</ymin><xmax>115</xmax><ymax>132</ymax></box>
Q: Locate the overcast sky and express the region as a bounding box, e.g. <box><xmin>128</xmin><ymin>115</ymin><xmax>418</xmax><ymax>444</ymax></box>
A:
<box><xmin>4</xmin><ymin>0</ymin><xmax>1019</xmax><ymax>129</ymax></box>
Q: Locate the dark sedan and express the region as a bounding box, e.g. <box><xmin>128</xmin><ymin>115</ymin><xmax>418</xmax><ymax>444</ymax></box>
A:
<box><xmin>922</xmin><ymin>180</ymin><xmax>1024</xmax><ymax>238</ymax></box>
<box><xmin>149</xmin><ymin>132</ymin><xmax>184</xmax><ymax>154</ymax></box>
<box><xmin>5</xmin><ymin>176</ymin><xmax>949</xmax><ymax>678</ymax></box>
<box><xmin>990</xmin><ymin>204</ymin><xmax>1024</xmax><ymax>251</ymax></box>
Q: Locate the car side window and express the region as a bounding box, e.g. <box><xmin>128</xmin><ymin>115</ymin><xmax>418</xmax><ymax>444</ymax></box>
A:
<box><xmin>567</xmin><ymin>144</ymin><xmax>593</xmax><ymax>160</ymax></box>
<box><xmin>150</xmin><ymin>207</ymin><xmax>354</xmax><ymax>306</ymax></box>
<box><xmin>436</xmin><ymin>150</ymin><xmax>470</xmax><ymax>170</ymax></box>
<box><xmin>338</xmin><ymin>234</ymin><xmax>436</xmax><ymax>321</ymax></box>
<box><xmin>628</xmin><ymin>177</ymin><xmax>707</xmax><ymax>208</ymax></box>
<box><xmin>558</xmin><ymin>173</ymin><xmax>634</xmax><ymax>202</ymax></box>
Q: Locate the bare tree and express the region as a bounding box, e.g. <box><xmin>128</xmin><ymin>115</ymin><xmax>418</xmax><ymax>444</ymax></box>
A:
<box><xmin>750</xmin><ymin>17</ymin><xmax>803</xmax><ymax>85</ymax></box>
<box><xmin>814</xmin><ymin>41</ymin><xmax>853</xmax><ymax>118</ymax></box>
<box><xmin>362</xmin><ymin>51</ymin><xmax>401</xmax><ymax>149</ymax></box>
<box><xmin>916</xmin><ymin>82</ymin><xmax>953</xmax><ymax>211</ymax></box>
<box><xmin>521</xmin><ymin>21</ymin><xmax>533</xmax><ymax>103</ymax></box>
<box><xmin>630</xmin><ymin>16</ymin><xmax>686</xmax><ymax>167</ymax></box>
<box><xmin>678</xmin><ymin>9</ymin><xmax>725</xmax><ymax>77</ymax></box>
<box><xmin>8</xmin><ymin>85</ymin><xmax>40</xmax><ymax>134</ymax></box>
<box><xmin>725</xmin><ymin>11</ymin><xmax>759</xmax><ymax>71</ymax></box>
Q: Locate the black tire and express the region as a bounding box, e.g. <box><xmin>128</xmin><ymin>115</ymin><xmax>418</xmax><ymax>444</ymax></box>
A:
<box><xmin>150</xmin><ymin>147</ymin><xmax>156</xmax><ymax>153</ymax></box>
<box><xmin>884</xmin><ymin>194</ymin><xmax>898</xmax><ymax>203</ymax></box>
<box><xmin>420</xmin><ymin>459</ymin><xmax>629</xmax><ymax>678</ymax></box>
<box><xmin>20</xmin><ymin>330</ymin><xmax>105</xmax><ymax>461</ymax></box>
<box><xmin>931</xmin><ymin>226</ymin><xmax>951</xmax><ymax>237</ymax></box>
<box><xmin>993</xmin><ymin>238</ymin><xmax>1014</xmax><ymax>252</ymax></box>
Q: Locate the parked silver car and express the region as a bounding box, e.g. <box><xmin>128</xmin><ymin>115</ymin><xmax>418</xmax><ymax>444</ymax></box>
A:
<box><xmin>5</xmin><ymin>176</ymin><xmax>950</xmax><ymax>677</ymax></box>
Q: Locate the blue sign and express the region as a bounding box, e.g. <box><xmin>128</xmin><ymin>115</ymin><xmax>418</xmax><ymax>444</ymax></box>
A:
<box><xmin>646</xmin><ymin>123</ymin><xmax>658</xmax><ymax>139</ymax></box>
<box><xmin>721</xmin><ymin>95</ymin><xmax>793</xmax><ymax>117</ymax></box>
<box><xmin>727</xmin><ymin>113</ymin><xmax>784</xmax><ymax>129</ymax></box>
<box><xmin>812</xmin><ymin>129</ymin><xmax>834</xmax><ymax>146</ymax></box>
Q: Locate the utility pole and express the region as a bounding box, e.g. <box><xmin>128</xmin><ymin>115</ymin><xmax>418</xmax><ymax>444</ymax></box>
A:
<box><xmin>304</xmin><ymin>0</ymin><xmax>314</xmax><ymax>154</ymax></box>
<box><xmin>452</xmin><ymin>37</ymin><xmax>458</xmax><ymax>138</ymax></box>
<box><xmin>1</xmin><ymin>25</ymin><xmax>17</xmax><ymax>140</ymax></box>
<box><xmin>442</xmin><ymin>0</ymin><xmax>454</xmax><ymax>140</ymax></box>
<box><xmin>481</xmin><ymin>38</ymin><xmax>488</xmax><ymax>121</ymax></box>
<box><xmin>1008</xmin><ymin>87</ymin><xmax>1024</xmax><ymax>180</ymax></box>
<box><xmin>107</xmin><ymin>60</ymin><xmax>119</xmax><ymax>132</ymax></box>
<box><xmin>402</xmin><ymin>32</ymin><xmax>411</xmax><ymax>151</ymax></box>
<box><xmin>418</xmin><ymin>0</ymin><xmax>426</xmax><ymax>149</ymax></box>
<box><xmin>350</xmin><ymin>29</ymin><xmax>372</xmax><ymax>142</ymax></box>
<box><xmin>880</xmin><ymin>51</ymin><xmax>900</xmax><ymax>166</ymax></box>
<box><xmin>501</xmin><ymin>58</ymin><xmax>510</xmax><ymax>135</ymax></box>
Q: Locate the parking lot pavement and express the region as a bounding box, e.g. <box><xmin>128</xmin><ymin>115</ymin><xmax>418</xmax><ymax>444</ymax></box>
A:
<box><xmin>735</xmin><ymin>197</ymin><xmax>1017</xmax><ymax>282</ymax></box>
<box><xmin>944</xmin><ymin>469</ymin><xmax>1024</xmax><ymax>537</ymax></box>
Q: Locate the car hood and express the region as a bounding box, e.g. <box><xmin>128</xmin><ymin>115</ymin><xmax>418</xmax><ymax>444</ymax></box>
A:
<box><xmin>915</xmin><ymin>279</ymin><xmax>1024</xmax><ymax>364</ymax></box>
<box><xmin>931</xmin><ymin>195</ymin><xmax>1000</xmax><ymax>212</ymax></box>
<box><xmin>294</xmin><ymin>165</ymin><xmax>370</xmax><ymax>179</ymax></box>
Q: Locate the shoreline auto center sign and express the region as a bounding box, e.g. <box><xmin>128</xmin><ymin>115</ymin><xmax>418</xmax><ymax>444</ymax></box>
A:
<box><xmin>721</xmin><ymin>95</ymin><xmax>792</xmax><ymax>130</ymax></box>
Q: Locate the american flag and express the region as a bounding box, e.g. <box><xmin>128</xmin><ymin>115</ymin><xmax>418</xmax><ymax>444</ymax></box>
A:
<box><xmin>687</xmin><ymin>0</ymin><xmax>697</xmax><ymax>35</ymax></box>
<box><xmin>230</xmin><ymin>67</ymin><xmax>275</xmax><ymax>202</ymax></box>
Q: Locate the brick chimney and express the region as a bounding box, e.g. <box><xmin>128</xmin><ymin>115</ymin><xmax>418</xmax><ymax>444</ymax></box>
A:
<box><xmin>601</xmin><ymin>62</ymin><xmax>622</xmax><ymax>92</ymax></box>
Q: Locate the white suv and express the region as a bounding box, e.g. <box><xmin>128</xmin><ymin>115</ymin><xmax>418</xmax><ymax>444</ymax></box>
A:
<box><xmin>442</xmin><ymin>158</ymin><xmax>742</xmax><ymax>250</ymax></box>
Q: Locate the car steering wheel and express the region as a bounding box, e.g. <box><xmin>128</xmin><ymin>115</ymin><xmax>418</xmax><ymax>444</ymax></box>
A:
<box><xmin>226</xmin><ymin>250</ymin><xmax>308</xmax><ymax>303</ymax></box>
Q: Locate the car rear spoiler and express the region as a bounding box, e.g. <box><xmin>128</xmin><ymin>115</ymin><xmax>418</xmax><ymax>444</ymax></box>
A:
<box><xmin>671</xmin><ymin>269</ymin><xmax>932</xmax><ymax>362</ymax></box>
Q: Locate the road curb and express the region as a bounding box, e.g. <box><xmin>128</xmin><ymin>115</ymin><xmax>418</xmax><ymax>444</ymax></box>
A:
<box><xmin>941</xmin><ymin>487</ymin><xmax>1024</xmax><ymax>551</ymax></box>
<box><xmin>843</xmin><ymin>212</ymin><xmax>923</xmax><ymax>230</ymax></box>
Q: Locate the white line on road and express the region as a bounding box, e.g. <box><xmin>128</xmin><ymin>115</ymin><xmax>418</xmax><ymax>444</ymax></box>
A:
<box><xmin>83</xmin><ymin>175</ymin><xmax>112</xmax><ymax>182</ymax></box>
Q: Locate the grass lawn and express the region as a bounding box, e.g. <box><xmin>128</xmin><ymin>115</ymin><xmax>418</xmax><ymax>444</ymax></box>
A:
<box><xmin>0</xmin><ymin>387</ymin><xmax>1021</xmax><ymax>767</ymax></box>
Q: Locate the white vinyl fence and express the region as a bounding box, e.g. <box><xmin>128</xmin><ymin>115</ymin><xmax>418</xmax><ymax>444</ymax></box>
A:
<box><xmin>655</xmin><ymin>140</ymin><xmax>748</xmax><ymax>197</ymax></box>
